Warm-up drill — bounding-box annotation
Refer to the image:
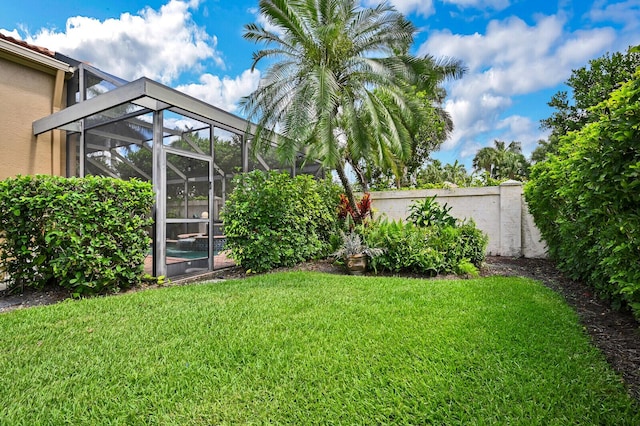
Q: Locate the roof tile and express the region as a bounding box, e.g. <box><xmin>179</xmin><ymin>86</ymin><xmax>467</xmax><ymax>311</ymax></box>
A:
<box><xmin>0</xmin><ymin>32</ymin><xmax>55</xmax><ymax>58</ymax></box>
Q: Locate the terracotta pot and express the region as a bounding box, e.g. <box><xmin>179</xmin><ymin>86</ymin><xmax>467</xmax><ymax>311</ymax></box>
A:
<box><xmin>346</xmin><ymin>254</ymin><xmax>367</xmax><ymax>275</ymax></box>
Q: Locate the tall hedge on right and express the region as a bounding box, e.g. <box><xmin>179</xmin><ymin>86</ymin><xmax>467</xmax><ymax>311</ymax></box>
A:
<box><xmin>524</xmin><ymin>69</ymin><xmax>640</xmax><ymax>319</ymax></box>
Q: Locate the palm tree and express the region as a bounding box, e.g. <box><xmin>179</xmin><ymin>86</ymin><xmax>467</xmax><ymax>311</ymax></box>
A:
<box><xmin>442</xmin><ymin>160</ymin><xmax>470</xmax><ymax>185</ymax></box>
<box><xmin>349</xmin><ymin>56</ymin><xmax>466</xmax><ymax>190</ymax></box>
<box><xmin>472</xmin><ymin>140</ymin><xmax>529</xmax><ymax>180</ymax></box>
<box><xmin>241</xmin><ymin>0</ymin><xmax>426</xmax><ymax>216</ymax></box>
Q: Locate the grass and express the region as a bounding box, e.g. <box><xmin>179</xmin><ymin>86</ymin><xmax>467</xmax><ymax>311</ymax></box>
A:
<box><xmin>0</xmin><ymin>272</ymin><xmax>638</xmax><ymax>424</ymax></box>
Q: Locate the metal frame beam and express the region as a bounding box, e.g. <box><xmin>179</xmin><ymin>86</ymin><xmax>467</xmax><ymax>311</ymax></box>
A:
<box><xmin>34</xmin><ymin>78</ymin><xmax>258</xmax><ymax>137</ymax></box>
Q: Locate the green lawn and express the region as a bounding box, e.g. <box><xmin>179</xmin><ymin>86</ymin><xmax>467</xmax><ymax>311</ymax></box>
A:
<box><xmin>1</xmin><ymin>272</ymin><xmax>637</xmax><ymax>424</ymax></box>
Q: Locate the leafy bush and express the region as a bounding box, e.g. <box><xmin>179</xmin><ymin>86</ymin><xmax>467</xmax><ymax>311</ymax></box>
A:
<box><xmin>0</xmin><ymin>175</ymin><xmax>154</xmax><ymax>294</ymax></box>
<box><xmin>362</xmin><ymin>220</ymin><xmax>443</xmax><ymax>275</ymax></box>
<box><xmin>361</xmin><ymin>216</ymin><xmax>487</xmax><ymax>276</ymax></box>
<box><xmin>222</xmin><ymin>171</ymin><xmax>340</xmax><ymax>272</ymax></box>
<box><xmin>525</xmin><ymin>67</ymin><xmax>640</xmax><ymax>318</ymax></box>
<box><xmin>407</xmin><ymin>195</ymin><xmax>456</xmax><ymax>228</ymax></box>
<box><xmin>458</xmin><ymin>220</ymin><xmax>489</xmax><ymax>267</ymax></box>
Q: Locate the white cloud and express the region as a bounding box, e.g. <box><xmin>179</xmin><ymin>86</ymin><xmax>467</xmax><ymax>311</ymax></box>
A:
<box><xmin>176</xmin><ymin>69</ymin><xmax>261</xmax><ymax>113</ymax></box>
<box><xmin>0</xmin><ymin>28</ymin><xmax>21</xmax><ymax>39</ymax></box>
<box><xmin>363</xmin><ymin>0</ymin><xmax>510</xmax><ymax>17</ymax></box>
<box><xmin>441</xmin><ymin>0</ymin><xmax>510</xmax><ymax>11</ymax></box>
<box><xmin>588</xmin><ymin>0</ymin><xmax>640</xmax><ymax>52</ymax></box>
<box><xmin>495</xmin><ymin>115</ymin><xmax>549</xmax><ymax>155</ymax></box>
<box><xmin>362</xmin><ymin>0</ymin><xmax>435</xmax><ymax>17</ymax></box>
<box><xmin>247</xmin><ymin>7</ymin><xmax>287</xmax><ymax>37</ymax></box>
<box><xmin>24</xmin><ymin>0</ymin><xmax>222</xmax><ymax>84</ymax></box>
<box><xmin>418</xmin><ymin>12</ymin><xmax>618</xmax><ymax>161</ymax></box>
<box><xmin>589</xmin><ymin>0</ymin><xmax>640</xmax><ymax>29</ymax></box>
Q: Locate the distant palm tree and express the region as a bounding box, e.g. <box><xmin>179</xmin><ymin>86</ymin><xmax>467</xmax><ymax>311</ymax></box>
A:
<box><xmin>442</xmin><ymin>160</ymin><xmax>470</xmax><ymax>185</ymax></box>
<box><xmin>241</xmin><ymin>0</ymin><xmax>426</xmax><ymax>216</ymax></box>
<box><xmin>472</xmin><ymin>140</ymin><xmax>529</xmax><ymax>181</ymax></box>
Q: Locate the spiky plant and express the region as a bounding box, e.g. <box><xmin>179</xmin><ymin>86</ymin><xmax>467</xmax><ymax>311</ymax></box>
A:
<box><xmin>333</xmin><ymin>231</ymin><xmax>384</xmax><ymax>259</ymax></box>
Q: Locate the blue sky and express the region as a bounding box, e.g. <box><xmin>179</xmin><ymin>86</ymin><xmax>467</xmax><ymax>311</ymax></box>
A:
<box><xmin>2</xmin><ymin>0</ymin><xmax>639</xmax><ymax>168</ymax></box>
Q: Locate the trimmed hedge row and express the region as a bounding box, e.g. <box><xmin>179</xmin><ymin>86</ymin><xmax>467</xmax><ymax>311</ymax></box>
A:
<box><xmin>0</xmin><ymin>175</ymin><xmax>154</xmax><ymax>294</ymax></box>
<box><xmin>222</xmin><ymin>171</ymin><xmax>341</xmax><ymax>273</ymax></box>
<box><xmin>525</xmin><ymin>70</ymin><xmax>640</xmax><ymax>318</ymax></box>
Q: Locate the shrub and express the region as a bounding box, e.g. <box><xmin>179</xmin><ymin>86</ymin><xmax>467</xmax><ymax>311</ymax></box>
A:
<box><xmin>407</xmin><ymin>195</ymin><xmax>456</xmax><ymax>228</ymax></box>
<box><xmin>0</xmin><ymin>175</ymin><xmax>154</xmax><ymax>294</ymax></box>
<box><xmin>361</xmin><ymin>216</ymin><xmax>487</xmax><ymax>276</ymax></box>
<box><xmin>458</xmin><ymin>220</ymin><xmax>489</xmax><ymax>267</ymax></box>
<box><xmin>362</xmin><ymin>220</ymin><xmax>443</xmax><ymax>275</ymax></box>
<box><xmin>222</xmin><ymin>171</ymin><xmax>340</xmax><ymax>273</ymax></box>
<box><xmin>525</xmin><ymin>68</ymin><xmax>640</xmax><ymax>318</ymax></box>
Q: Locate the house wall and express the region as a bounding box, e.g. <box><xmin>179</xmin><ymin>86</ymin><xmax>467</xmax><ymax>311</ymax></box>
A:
<box><xmin>368</xmin><ymin>180</ymin><xmax>547</xmax><ymax>258</ymax></box>
<box><xmin>0</xmin><ymin>56</ymin><xmax>66</xmax><ymax>179</ymax></box>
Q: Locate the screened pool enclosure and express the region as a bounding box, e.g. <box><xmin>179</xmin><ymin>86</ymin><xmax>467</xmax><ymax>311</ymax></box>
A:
<box><xmin>33</xmin><ymin>63</ymin><xmax>323</xmax><ymax>278</ymax></box>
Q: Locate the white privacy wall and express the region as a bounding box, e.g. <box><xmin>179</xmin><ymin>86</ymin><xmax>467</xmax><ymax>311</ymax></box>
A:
<box><xmin>367</xmin><ymin>180</ymin><xmax>547</xmax><ymax>258</ymax></box>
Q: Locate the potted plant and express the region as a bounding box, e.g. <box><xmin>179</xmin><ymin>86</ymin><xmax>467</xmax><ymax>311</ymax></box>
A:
<box><xmin>332</xmin><ymin>231</ymin><xmax>384</xmax><ymax>275</ymax></box>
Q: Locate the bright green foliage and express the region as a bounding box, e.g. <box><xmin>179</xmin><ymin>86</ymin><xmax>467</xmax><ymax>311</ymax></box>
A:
<box><xmin>222</xmin><ymin>171</ymin><xmax>341</xmax><ymax>272</ymax></box>
<box><xmin>457</xmin><ymin>220</ymin><xmax>489</xmax><ymax>267</ymax></box>
<box><xmin>361</xmin><ymin>214</ymin><xmax>487</xmax><ymax>276</ymax></box>
<box><xmin>408</xmin><ymin>195</ymin><xmax>457</xmax><ymax>228</ymax></box>
<box><xmin>0</xmin><ymin>175</ymin><xmax>154</xmax><ymax>294</ymax></box>
<box><xmin>362</xmin><ymin>220</ymin><xmax>443</xmax><ymax>275</ymax></box>
<box><xmin>525</xmin><ymin>68</ymin><xmax>640</xmax><ymax>318</ymax></box>
<box><xmin>241</xmin><ymin>0</ymin><xmax>439</xmax><ymax>220</ymax></box>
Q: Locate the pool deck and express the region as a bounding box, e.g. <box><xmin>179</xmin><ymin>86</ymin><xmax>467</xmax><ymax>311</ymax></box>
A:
<box><xmin>143</xmin><ymin>251</ymin><xmax>235</xmax><ymax>276</ymax></box>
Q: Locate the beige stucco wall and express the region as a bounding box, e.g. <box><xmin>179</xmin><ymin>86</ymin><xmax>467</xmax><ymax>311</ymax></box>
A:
<box><xmin>0</xmin><ymin>56</ymin><xmax>66</xmax><ymax>179</ymax></box>
<box><xmin>369</xmin><ymin>181</ymin><xmax>548</xmax><ymax>258</ymax></box>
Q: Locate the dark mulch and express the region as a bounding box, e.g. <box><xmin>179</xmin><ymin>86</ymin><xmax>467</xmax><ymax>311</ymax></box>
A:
<box><xmin>1</xmin><ymin>256</ymin><xmax>638</xmax><ymax>400</ymax></box>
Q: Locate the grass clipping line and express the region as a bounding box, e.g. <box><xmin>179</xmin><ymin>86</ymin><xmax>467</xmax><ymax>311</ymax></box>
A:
<box><xmin>0</xmin><ymin>273</ymin><xmax>638</xmax><ymax>424</ymax></box>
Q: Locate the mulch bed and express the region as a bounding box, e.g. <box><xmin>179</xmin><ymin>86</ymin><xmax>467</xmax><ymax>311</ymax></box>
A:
<box><xmin>1</xmin><ymin>256</ymin><xmax>638</xmax><ymax>400</ymax></box>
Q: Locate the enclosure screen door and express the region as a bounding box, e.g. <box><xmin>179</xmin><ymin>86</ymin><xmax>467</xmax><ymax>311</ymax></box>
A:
<box><xmin>162</xmin><ymin>148</ymin><xmax>212</xmax><ymax>278</ymax></box>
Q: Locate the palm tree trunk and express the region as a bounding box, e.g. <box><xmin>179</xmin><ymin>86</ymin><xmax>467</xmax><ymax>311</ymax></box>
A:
<box><xmin>350</xmin><ymin>161</ymin><xmax>369</xmax><ymax>193</ymax></box>
<box><xmin>335</xmin><ymin>160</ymin><xmax>361</xmax><ymax>223</ymax></box>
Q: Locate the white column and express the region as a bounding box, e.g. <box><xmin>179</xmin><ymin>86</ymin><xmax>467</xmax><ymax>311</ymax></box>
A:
<box><xmin>499</xmin><ymin>180</ymin><xmax>522</xmax><ymax>257</ymax></box>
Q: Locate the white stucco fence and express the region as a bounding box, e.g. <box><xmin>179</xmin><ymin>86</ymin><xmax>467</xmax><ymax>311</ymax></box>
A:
<box><xmin>367</xmin><ymin>180</ymin><xmax>547</xmax><ymax>258</ymax></box>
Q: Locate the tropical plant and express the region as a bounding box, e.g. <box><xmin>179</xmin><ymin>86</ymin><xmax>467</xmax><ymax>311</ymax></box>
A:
<box><xmin>361</xmin><ymin>193</ymin><xmax>487</xmax><ymax>276</ymax></box>
<box><xmin>472</xmin><ymin>140</ymin><xmax>529</xmax><ymax>181</ymax></box>
<box><xmin>337</xmin><ymin>192</ymin><xmax>372</xmax><ymax>227</ymax></box>
<box><xmin>241</xmin><ymin>0</ymin><xmax>447</xmax><ymax>220</ymax></box>
<box><xmin>348</xmin><ymin>58</ymin><xmax>466</xmax><ymax>190</ymax></box>
<box><xmin>407</xmin><ymin>195</ymin><xmax>456</xmax><ymax>228</ymax></box>
<box><xmin>332</xmin><ymin>231</ymin><xmax>384</xmax><ymax>259</ymax></box>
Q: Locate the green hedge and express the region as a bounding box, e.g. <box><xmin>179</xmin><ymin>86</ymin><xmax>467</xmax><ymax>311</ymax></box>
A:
<box><xmin>0</xmin><ymin>175</ymin><xmax>154</xmax><ymax>294</ymax></box>
<box><xmin>222</xmin><ymin>171</ymin><xmax>341</xmax><ymax>273</ymax></box>
<box><xmin>525</xmin><ymin>69</ymin><xmax>640</xmax><ymax>318</ymax></box>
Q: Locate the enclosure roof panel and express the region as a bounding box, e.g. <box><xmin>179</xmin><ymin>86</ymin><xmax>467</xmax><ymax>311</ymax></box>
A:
<box><xmin>33</xmin><ymin>77</ymin><xmax>257</xmax><ymax>136</ymax></box>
